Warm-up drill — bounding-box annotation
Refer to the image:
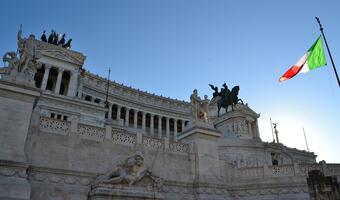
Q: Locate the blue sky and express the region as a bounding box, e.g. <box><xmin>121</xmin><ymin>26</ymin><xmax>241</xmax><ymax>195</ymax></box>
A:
<box><xmin>1</xmin><ymin>0</ymin><xmax>339</xmax><ymax>163</ymax></box>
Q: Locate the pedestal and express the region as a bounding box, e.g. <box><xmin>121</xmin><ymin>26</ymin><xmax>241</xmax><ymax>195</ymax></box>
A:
<box><xmin>0</xmin><ymin>80</ymin><xmax>40</xmax><ymax>199</ymax></box>
<box><xmin>178</xmin><ymin>121</ymin><xmax>221</xmax><ymax>184</ymax></box>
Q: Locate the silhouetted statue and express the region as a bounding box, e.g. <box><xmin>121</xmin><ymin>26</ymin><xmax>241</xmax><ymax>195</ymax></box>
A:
<box><xmin>48</xmin><ymin>30</ymin><xmax>54</xmax><ymax>43</ymax></box>
<box><xmin>216</xmin><ymin>85</ymin><xmax>243</xmax><ymax>116</ymax></box>
<box><xmin>53</xmin><ymin>32</ymin><xmax>59</xmax><ymax>45</ymax></box>
<box><xmin>58</xmin><ymin>33</ymin><xmax>65</xmax><ymax>45</ymax></box>
<box><xmin>63</xmin><ymin>39</ymin><xmax>72</xmax><ymax>49</ymax></box>
<box><xmin>209</xmin><ymin>84</ymin><xmax>220</xmax><ymax>98</ymax></box>
<box><xmin>40</xmin><ymin>30</ymin><xmax>47</xmax><ymax>42</ymax></box>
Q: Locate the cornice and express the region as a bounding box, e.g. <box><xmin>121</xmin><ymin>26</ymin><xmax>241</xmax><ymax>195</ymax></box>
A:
<box><xmin>83</xmin><ymin>71</ymin><xmax>191</xmax><ymax>106</ymax></box>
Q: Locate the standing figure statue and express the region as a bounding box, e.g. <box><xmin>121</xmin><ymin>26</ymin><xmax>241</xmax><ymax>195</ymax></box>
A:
<box><xmin>190</xmin><ymin>89</ymin><xmax>201</xmax><ymax>119</ymax></box>
<box><xmin>17</xmin><ymin>28</ymin><xmax>36</xmax><ymax>73</ymax></box>
<box><xmin>190</xmin><ymin>89</ymin><xmax>209</xmax><ymax>122</ymax></box>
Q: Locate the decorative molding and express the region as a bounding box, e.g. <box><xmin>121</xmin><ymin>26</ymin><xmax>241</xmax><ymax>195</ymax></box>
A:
<box><xmin>28</xmin><ymin>166</ymin><xmax>95</xmax><ymax>186</ymax></box>
<box><xmin>0</xmin><ymin>160</ymin><xmax>28</xmax><ymax>179</ymax></box>
<box><xmin>35</xmin><ymin>40</ymin><xmax>85</xmax><ymax>66</ymax></box>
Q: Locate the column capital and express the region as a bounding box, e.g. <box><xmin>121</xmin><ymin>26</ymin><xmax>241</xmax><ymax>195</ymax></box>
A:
<box><xmin>44</xmin><ymin>64</ymin><xmax>52</xmax><ymax>70</ymax></box>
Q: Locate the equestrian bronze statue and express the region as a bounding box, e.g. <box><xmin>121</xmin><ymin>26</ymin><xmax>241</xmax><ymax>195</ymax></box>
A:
<box><xmin>209</xmin><ymin>83</ymin><xmax>243</xmax><ymax>116</ymax></box>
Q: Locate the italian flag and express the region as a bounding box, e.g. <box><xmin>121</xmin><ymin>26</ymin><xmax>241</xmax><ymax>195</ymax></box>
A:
<box><xmin>279</xmin><ymin>36</ymin><xmax>327</xmax><ymax>82</ymax></box>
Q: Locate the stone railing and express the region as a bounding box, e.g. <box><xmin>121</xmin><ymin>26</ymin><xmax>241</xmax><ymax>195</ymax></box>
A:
<box><xmin>38</xmin><ymin>118</ymin><xmax>190</xmax><ymax>154</ymax></box>
<box><xmin>267</xmin><ymin>165</ymin><xmax>295</xmax><ymax>177</ymax></box>
<box><xmin>238</xmin><ymin>166</ymin><xmax>264</xmax><ymax>179</ymax></box>
<box><xmin>236</xmin><ymin>163</ymin><xmax>340</xmax><ymax>180</ymax></box>
<box><xmin>296</xmin><ymin>163</ymin><xmax>322</xmax><ymax>176</ymax></box>
<box><xmin>169</xmin><ymin>141</ymin><xmax>190</xmax><ymax>153</ymax></box>
<box><xmin>39</xmin><ymin>117</ymin><xmax>70</xmax><ymax>135</ymax></box>
<box><xmin>142</xmin><ymin>135</ymin><xmax>164</xmax><ymax>150</ymax></box>
<box><xmin>77</xmin><ymin>123</ymin><xmax>105</xmax><ymax>141</ymax></box>
<box><xmin>111</xmin><ymin>128</ymin><xmax>136</xmax><ymax>146</ymax></box>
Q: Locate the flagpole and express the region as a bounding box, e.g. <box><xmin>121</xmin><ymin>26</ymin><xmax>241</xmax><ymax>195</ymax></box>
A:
<box><xmin>105</xmin><ymin>68</ymin><xmax>111</xmax><ymax>106</ymax></box>
<box><xmin>315</xmin><ymin>17</ymin><xmax>340</xmax><ymax>88</ymax></box>
<box><xmin>302</xmin><ymin>127</ymin><xmax>310</xmax><ymax>152</ymax></box>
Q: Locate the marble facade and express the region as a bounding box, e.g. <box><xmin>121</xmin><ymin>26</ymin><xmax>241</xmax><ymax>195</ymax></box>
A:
<box><xmin>0</xmin><ymin>31</ymin><xmax>340</xmax><ymax>200</ymax></box>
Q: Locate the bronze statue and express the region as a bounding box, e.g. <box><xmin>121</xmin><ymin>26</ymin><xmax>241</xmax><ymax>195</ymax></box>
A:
<box><xmin>216</xmin><ymin>85</ymin><xmax>243</xmax><ymax>116</ymax></box>
<box><xmin>40</xmin><ymin>30</ymin><xmax>47</xmax><ymax>42</ymax></box>
<box><xmin>52</xmin><ymin>32</ymin><xmax>59</xmax><ymax>45</ymax></box>
<box><xmin>58</xmin><ymin>33</ymin><xmax>65</xmax><ymax>45</ymax></box>
<box><xmin>48</xmin><ymin>30</ymin><xmax>54</xmax><ymax>43</ymax></box>
<box><xmin>62</xmin><ymin>39</ymin><xmax>72</xmax><ymax>49</ymax></box>
<box><xmin>209</xmin><ymin>84</ymin><xmax>220</xmax><ymax>98</ymax></box>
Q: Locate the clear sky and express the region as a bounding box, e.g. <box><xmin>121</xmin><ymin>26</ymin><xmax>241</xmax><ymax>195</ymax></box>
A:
<box><xmin>1</xmin><ymin>0</ymin><xmax>339</xmax><ymax>163</ymax></box>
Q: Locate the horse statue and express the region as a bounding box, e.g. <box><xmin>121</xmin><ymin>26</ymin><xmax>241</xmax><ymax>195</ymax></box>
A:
<box><xmin>217</xmin><ymin>85</ymin><xmax>243</xmax><ymax>116</ymax></box>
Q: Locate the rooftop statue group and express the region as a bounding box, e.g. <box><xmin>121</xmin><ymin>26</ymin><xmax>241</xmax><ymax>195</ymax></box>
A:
<box><xmin>0</xmin><ymin>25</ymin><xmax>37</xmax><ymax>86</ymax></box>
<box><xmin>209</xmin><ymin>83</ymin><xmax>243</xmax><ymax>116</ymax></box>
<box><xmin>40</xmin><ymin>30</ymin><xmax>72</xmax><ymax>49</ymax></box>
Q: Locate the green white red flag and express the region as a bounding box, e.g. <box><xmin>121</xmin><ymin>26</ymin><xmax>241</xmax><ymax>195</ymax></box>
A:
<box><xmin>279</xmin><ymin>36</ymin><xmax>327</xmax><ymax>82</ymax></box>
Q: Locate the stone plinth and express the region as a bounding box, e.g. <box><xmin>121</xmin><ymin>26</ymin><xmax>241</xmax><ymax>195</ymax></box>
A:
<box><xmin>90</xmin><ymin>183</ymin><xmax>163</xmax><ymax>200</ymax></box>
<box><xmin>0</xmin><ymin>80</ymin><xmax>40</xmax><ymax>200</ymax></box>
<box><xmin>0</xmin><ymin>80</ymin><xmax>40</xmax><ymax>162</ymax></box>
<box><xmin>178</xmin><ymin>121</ymin><xmax>221</xmax><ymax>184</ymax></box>
<box><xmin>214</xmin><ymin>105</ymin><xmax>260</xmax><ymax>140</ymax></box>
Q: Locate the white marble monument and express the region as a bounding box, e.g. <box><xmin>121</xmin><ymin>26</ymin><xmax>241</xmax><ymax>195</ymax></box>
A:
<box><xmin>0</xmin><ymin>28</ymin><xmax>339</xmax><ymax>200</ymax></box>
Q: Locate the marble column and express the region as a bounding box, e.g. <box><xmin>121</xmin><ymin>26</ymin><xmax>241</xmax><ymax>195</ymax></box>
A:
<box><xmin>247</xmin><ymin>121</ymin><xmax>253</xmax><ymax>137</ymax></box>
<box><xmin>125</xmin><ymin>108</ymin><xmax>130</xmax><ymax>127</ymax></box>
<box><xmin>174</xmin><ymin>119</ymin><xmax>178</xmax><ymax>141</ymax></box>
<box><xmin>181</xmin><ymin>120</ymin><xmax>185</xmax><ymax>132</ymax></box>
<box><xmin>158</xmin><ymin>116</ymin><xmax>162</xmax><ymax>138</ymax></box>
<box><xmin>54</xmin><ymin>68</ymin><xmax>64</xmax><ymax>94</ymax></box>
<box><xmin>166</xmin><ymin>117</ymin><xmax>170</xmax><ymax>138</ymax></box>
<box><xmin>150</xmin><ymin>114</ymin><xmax>154</xmax><ymax>136</ymax></box>
<box><xmin>41</xmin><ymin>65</ymin><xmax>51</xmax><ymax>90</ymax></box>
<box><xmin>133</xmin><ymin>110</ymin><xmax>138</xmax><ymax>129</ymax></box>
<box><xmin>142</xmin><ymin>112</ymin><xmax>146</xmax><ymax>131</ymax></box>
<box><xmin>67</xmin><ymin>71</ymin><xmax>78</xmax><ymax>97</ymax></box>
<box><xmin>108</xmin><ymin>103</ymin><xmax>112</xmax><ymax>119</ymax></box>
<box><xmin>77</xmin><ymin>77</ymin><xmax>83</xmax><ymax>99</ymax></box>
<box><xmin>117</xmin><ymin>105</ymin><xmax>121</xmax><ymax>120</ymax></box>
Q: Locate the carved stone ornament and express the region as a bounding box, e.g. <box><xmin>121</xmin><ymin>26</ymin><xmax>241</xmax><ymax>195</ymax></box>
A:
<box><xmin>90</xmin><ymin>152</ymin><xmax>163</xmax><ymax>199</ymax></box>
<box><xmin>92</xmin><ymin>152</ymin><xmax>163</xmax><ymax>191</ymax></box>
<box><xmin>0</xmin><ymin>29</ymin><xmax>38</xmax><ymax>87</ymax></box>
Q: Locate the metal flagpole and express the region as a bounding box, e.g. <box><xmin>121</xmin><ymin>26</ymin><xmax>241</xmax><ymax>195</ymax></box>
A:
<box><xmin>270</xmin><ymin>117</ymin><xmax>275</xmax><ymax>142</ymax></box>
<box><xmin>303</xmin><ymin>127</ymin><xmax>310</xmax><ymax>152</ymax></box>
<box><xmin>315</xmin><ymin>17</ymin><xmax>340</xmax><ymax>88</ymax></box>
<box><xmin>105</xmin><ymin>68</ymin><xmax>111</xmax><ymax>105</ymax></box>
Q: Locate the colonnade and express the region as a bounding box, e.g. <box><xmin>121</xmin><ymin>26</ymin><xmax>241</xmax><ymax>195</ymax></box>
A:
<box><xmin>106</xmin><ymin>103</ymin><xmax>188</xmax><ymax>140</ymax></box>
<box><xmin>36</xmin><ymin>64</ymin><xmax>77</xmax><ymax>96</ymax></box>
